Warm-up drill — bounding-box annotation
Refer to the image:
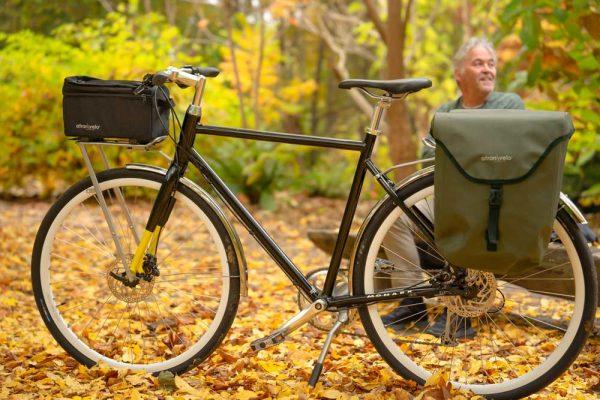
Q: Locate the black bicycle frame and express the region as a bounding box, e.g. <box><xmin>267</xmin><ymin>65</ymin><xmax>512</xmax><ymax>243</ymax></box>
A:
<box><xmin>195</xmin><ymin>123</ymin><xmax>377</xmax><ymax>301</ymax></box>
<box><xmin>147</xmin><ymin>107</ymin><xmax>443</xmax><ymax>309</ymax></box>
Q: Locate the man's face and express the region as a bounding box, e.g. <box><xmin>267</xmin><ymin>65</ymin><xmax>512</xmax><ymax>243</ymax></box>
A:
<box><xmin>455</xmin><ymin>45</ymin><xmax>496</xmax><ymax>97</ymax></box>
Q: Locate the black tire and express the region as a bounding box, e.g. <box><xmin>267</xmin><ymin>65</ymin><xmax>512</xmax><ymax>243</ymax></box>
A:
<box><xmin>352</xmin><ymin>172</ymin><xmax>597</xmax><ymax>399</ymax></box>
<box><xmin>32</xmin><ymin>168</ymin><xmax>240</xmax><ymax>374</ymax></box>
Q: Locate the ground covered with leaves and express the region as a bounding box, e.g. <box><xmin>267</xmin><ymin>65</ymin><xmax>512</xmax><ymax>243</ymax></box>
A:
<box><xmin>0</xmin><ymin>196</ymin><xmax>598</xmax><ymax>399</ymax></box>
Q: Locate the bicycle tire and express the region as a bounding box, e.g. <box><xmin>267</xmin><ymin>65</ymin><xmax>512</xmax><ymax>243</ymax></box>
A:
<box><xmin>32</xmin><ymin>168</ymin><xmax>240</xmax><ymax>374</ymax></box>
<box><xmin>352</xmin><ymin>172</ymin><xmax>597</xmax><ymax>399</ymax></box>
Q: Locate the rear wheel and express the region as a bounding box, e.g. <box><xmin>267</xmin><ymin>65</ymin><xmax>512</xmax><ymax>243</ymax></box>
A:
<box><xmin>353</xmin><ymin>172</ymin><xmax>597</xmax><ymax>399</ymax></box>
<box><xmin>32</xmin><ymin>168</ymin><xmax>240</xmax><ymax>374</ymax></box>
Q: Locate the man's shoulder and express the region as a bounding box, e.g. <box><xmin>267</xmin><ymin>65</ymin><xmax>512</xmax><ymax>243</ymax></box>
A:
<box><xmin>436</xmin><ymin>99</ymin><xmax>460</xmax><ymax>112</ymax></box>
<box><xmin>486</xmin><ymin>92</ymin><xmax>525</xmax><ymax>109</ymax></box>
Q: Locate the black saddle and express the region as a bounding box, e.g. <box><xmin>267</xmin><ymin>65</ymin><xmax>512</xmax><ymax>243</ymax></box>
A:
<box><xmin>338</xmin><ymin>78</ymin><xmax>432</xmax><ymax>96</ymax></box>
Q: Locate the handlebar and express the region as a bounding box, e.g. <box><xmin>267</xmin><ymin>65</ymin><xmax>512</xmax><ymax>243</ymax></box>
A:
<box><xmin>150</xmin><ymin>66</ymin><xmax>220</xmax><ymax>87</ymax></box>
<box><xmin>143</xmin><ymin>66</ymin><xmax>219</xmax><ymax>111</ymax></box>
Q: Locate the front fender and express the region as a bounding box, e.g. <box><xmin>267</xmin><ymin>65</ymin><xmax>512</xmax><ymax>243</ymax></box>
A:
<box><xmin>126</xmin><ymin>163</ymin><xmax>249</xmax><ymax>297</ymax></box>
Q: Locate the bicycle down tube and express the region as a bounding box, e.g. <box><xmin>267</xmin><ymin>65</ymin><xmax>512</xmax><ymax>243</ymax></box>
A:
<box><xmin>191</xmin><ymin>126</ymin><xmax>444</xmax><ymax>308</ymax></box>
<box><xmin>192</xmin><ymin>125</ymin><xmax>373</xmax><ymax>301</ymax></box>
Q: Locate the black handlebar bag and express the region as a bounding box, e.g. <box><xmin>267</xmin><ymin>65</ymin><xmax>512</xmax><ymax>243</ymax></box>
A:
<box><xmin>62</xmin><ymin>76</ymin><xmax>171</xmax><ymax>144</ymax></box>
<box><xmin>431</xmin><ymin>109</ymin><xmax>574</xmax><ymax>275</ymax></box>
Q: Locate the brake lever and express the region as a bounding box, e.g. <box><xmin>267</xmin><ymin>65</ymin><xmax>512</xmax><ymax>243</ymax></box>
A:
<box><xmin>152</xmin><ymin>72</ymin><xmax>170</xmax><ymax>86</ymax></box>
<box><xmin>133</xmin><ymin>74</ymin><xmax>154</xmax><ymax>95</ymax></box>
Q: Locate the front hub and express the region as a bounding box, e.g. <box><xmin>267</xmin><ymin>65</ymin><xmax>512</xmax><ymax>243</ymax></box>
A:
<box><xmin>106</xmin><ymin>257</ymin><xmax>154</xmax><ymax>303</ymax></box>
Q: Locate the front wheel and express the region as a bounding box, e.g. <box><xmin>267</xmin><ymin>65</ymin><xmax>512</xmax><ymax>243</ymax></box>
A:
<box><xmin>32</xmin><ymin>168</ymin><xmax>240</xmax><ymax>374</ymax></box>
<box><xmin>352</xmin><ymin>172</ymin><xmax>597</xmax><ymax>399</ymax></box>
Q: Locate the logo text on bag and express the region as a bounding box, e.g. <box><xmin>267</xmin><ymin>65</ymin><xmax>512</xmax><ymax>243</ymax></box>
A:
<box><xmin>76</xmin><ymin>124</ymin><xmax>101</xmax><ymax>131</ymax></box>
<box><xmin>480</xmin><ymin>155</ymin><xmax>512</xmax><ymax>162</ymax></box>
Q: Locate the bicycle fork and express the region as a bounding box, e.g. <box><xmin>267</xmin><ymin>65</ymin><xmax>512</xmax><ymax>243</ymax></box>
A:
<box><xmin>129</xmin><ymin>108</ymin><xmax>201</xmax><ymax>280</ymax></box>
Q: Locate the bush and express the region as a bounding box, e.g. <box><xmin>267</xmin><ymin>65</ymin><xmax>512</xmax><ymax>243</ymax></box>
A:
<box><xmin>0</xmin><ymin>12</ymin><xmax>193</xmax><ymax>197</ymax></box>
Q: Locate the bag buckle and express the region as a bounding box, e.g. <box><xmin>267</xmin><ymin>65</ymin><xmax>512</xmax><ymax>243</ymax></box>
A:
<box><xmin>489</xmin><ymin>186</ymin><xmax>503</xmax><ymax>207</ymax></box>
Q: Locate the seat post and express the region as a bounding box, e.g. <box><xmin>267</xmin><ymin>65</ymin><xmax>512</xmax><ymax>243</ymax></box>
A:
<box><xmin>366</xmin><ymin>96</ymin><xmax>392</xmax><ymax>136</ymax></box>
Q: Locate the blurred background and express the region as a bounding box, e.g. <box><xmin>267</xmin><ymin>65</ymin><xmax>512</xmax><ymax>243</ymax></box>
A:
<box><xmin>0</xmin><ymin>0</ymin><xmax>597</xmax><ymax>216</ymax></box>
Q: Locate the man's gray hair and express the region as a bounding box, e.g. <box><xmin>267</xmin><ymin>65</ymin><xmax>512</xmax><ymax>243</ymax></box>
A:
<box><xmin>453</xmin><ymin>37</ymin><xmax>497</xmax><ymax>71</ymax></box>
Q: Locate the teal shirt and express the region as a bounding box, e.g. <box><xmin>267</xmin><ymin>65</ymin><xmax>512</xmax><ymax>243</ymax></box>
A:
<box><xmin>422</xmin><ymin>92</ymin><xmax>525</xmax><ymax>159</ymax></box>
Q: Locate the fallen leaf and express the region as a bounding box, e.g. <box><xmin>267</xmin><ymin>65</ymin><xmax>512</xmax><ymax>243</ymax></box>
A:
<box><xmin>174</xmin><ymin>375</ymin><xmax>205</xmax><ymax>396</ymax></box>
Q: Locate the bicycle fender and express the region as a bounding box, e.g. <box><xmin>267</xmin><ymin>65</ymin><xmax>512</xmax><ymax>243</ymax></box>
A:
<box><xmin>125</xmin><ymin>163</ymin><xmax>249</xmax><ymax>297</ymax></box>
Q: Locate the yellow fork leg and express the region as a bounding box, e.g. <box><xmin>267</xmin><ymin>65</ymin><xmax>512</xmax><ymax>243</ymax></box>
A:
<box><xmin>129</xmin><ymin>226</ymin><xmax>162</xmax><ymax>275</ymax></box>
<box><xmin>148</xmin><ymin>226</ymin><xmax>162</xmax><ymax>257</ymax></box>
<box><xmin>129</xmin><ymin>230</ymin><xmax>153</xmax><ymax>275</ymax></box>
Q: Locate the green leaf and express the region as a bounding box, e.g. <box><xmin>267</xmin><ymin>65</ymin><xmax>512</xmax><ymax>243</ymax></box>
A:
<box><xmin>526</xmin><ymin>55</ymin><xmax>542</xmax><ymax>86</ymax></box>
<box><xmin>520</xmin><ymin>10</ymin><xmax>540</xmax><ymax>49</ymax></box>
<box><xmin>552</xmin><ymin>8</ymin><xmax>568</xmax><ymax>22</ymax></box>
<box><xmin>577</xmin><ymin>55</ymin><xmax>600</xmax><ymax>71</ymax></box>
<box><xmin>259</xmin><ymin>191</ymin><xmax>276</xmax><ymax>210</ymax></box>
<box><xmin>580</xmin><ymin>109</ymin><xmax>600</xmax><ymax>125</ymax></box>
<box><xmin>576</xmin><ymin>149</ymin><xmax>596</xmax><ymax>167</ymax></box>
<box><xmin>581</xmin><ymin>183</ymin><xmax>600</xmax><ymax>199</ymax></box>
<box><xmin>499</xmin><ymin>0</ymin><xmax>523</xmax><ymax>25</ymax></box>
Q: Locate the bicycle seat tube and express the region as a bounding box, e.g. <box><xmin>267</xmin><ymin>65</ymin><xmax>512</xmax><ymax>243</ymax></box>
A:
<box><xmin>321</xmin><ymin>96</ymin><xmax>391</xmax><ymax>296</ymax></box>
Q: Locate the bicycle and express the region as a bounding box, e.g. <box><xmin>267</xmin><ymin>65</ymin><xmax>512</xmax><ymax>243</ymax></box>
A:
<box><xmin>32</xmin><ymin>66</ymin><xmax>597</xmax><ymax>399</ymax></box>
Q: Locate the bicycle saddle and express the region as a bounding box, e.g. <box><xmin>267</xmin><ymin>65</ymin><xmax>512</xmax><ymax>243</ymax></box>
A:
<box><xmin>338</xmin><ymin>78</ymin><xmax>432</xmax><ymax>95</ymax></box>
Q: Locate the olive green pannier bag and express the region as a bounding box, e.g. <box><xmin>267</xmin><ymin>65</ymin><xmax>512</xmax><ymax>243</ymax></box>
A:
<box><xmin>431</xmin><ymin>109</ymin><xmax>574</xmax><ymax>275</ymax></box>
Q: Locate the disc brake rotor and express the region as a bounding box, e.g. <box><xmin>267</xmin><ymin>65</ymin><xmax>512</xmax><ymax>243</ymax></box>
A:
<box><xmin>441</xmin><ymin>269</ymin><xmax>497</xmax><ymax>317</ymax></box>
<box><xmin>106</xmin><ymin>257</ymin><xmax>154</xmax><ymax>303</ymax></box>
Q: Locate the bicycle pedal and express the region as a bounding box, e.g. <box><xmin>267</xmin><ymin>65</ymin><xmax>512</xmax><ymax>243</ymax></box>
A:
<box><xmin>250</xmin><ymin>332</ymin><xmax>286</xmax><ymax>352</ymax></box>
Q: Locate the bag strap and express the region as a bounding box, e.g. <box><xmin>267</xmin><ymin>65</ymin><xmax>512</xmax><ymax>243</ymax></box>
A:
<box><xmin>485</xmin><ymin>183</ymin><xmax>503</xmax><ymax>251</ymax></box>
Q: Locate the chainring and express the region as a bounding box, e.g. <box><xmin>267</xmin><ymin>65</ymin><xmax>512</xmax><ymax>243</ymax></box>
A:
<box><xmin>297</xmin><ymin>268</ymin><xmax>356</xmax><ymax>331</ymax></box>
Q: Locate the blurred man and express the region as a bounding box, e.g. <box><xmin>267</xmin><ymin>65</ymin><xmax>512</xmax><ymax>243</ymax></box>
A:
<box><xmin>381</xmin><ymin>37</ymin><xmax>524</xmax><ymax>337</ymax></box>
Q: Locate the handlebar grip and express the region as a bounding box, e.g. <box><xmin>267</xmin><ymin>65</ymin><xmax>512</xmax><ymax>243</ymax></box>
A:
<box><xmin>183</xmin><ymin>65</ymin><xmax>220</xmax><ymax>77</ymax></box>
<box><xmin>152</xmin><ymin>72</ymin><xmax>170</xmax><ymax>86</ymax></box>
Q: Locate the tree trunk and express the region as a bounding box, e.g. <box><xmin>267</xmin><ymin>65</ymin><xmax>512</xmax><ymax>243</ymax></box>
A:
<box><xmin>461</xmin><ymin>0</ymin><xmax>472</xmax><ymax>42</ymax></box>
<box><xmin>98</xmin><ymin>0</ymin><xmax>113</xmax><ymax>12</ymax></box>
<box><xmin>252</xmin><ymin>1</ymin><xmax>266</xmax><ymax>129</ymax></box>
<box><xmin>165</xmin><ymin>0</ymin><xmax>177</xmax><ymax>25</ymax></box>
<box><xmin>310</xmin><ymin>39</ymin><xmax>325</xmax><ymax>135</ymax></box>
<box><xmin>385</xmin><ymin>0</ymin><xmax>416</xmax><ymax>180</ymax></box>
<box><xmin>224</xmin><ymin>1</ymin><xmax>248</xmax><ymax>128</ymax></box>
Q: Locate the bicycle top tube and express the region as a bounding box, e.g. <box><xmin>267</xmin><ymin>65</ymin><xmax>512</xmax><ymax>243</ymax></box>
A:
<box><xmin>145</xmin><ymin>65</ymin><xmax>427</xmax><ymax>302</ymax></box>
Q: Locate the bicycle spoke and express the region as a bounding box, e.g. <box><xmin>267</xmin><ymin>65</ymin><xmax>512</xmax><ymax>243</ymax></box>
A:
<box><xmin>380</xmin><ymin>244</ymin><xmax>433</xmax><ymax>277</ymax></box>
<box><xmin>387</xmin><ymin>228</ymin><xmax>445</xmax><ymax>265</ymax></box>
<box><xmin>80</xmin><ymin>198</ymin><xmax>113</xmax><ymax>252</ymax></box>
<box><xmin>60</xmin><ymin>224</ymin><xmax>114</xmax><ymax>258</ymax></box>
<box><xmin>498</xmin><ymin>261</ymin><xmax>571</xmax><ymax>287</ymax></box>
<box><xmin>160</xmin><ymin>224</ymin><xmax>207</xmax><ymax>263</ymax></box>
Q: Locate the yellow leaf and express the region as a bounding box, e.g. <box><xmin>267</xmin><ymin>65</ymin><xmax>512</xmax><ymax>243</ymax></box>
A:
<box><xmin>424</xmin><ymin>371</ymin><xmax>447</xmax><ymax>387</ymax></box>
<box><xmin>233</xmin><ymin>388</ymin><xmax>259</xmax><ymax>399</ymax></box>
<box><xmin>320</xmin><ymin>389</ymin><xmax>343</xmax><ymax>399</ymax></box>
<box><xmin>129</xmin><ymin>389</ymin><xmax>142</xmax><ymax>400</ymax></box>
<box><xmin>258</xmin><ymin>360</ymin><xmax>286</xmax><ymax>374</ymax></box>
<box><xmin>174</xmin><ymin>375</ymin><xmax>205</xmax><ymax>396</ymax></box>
<box><xmin>468</xmin><ymin>360</ymin><xmax>482</xmax><ymax>375</ymax></box>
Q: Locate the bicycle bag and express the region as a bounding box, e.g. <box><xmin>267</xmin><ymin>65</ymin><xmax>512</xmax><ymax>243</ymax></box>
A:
<box><xmin>431</xmin><ymin>109</ymin><xmax>574</xmax><ymax>275</ymax></box>
<box><xmin>62</xmin><ymin>76</ymin><xmax>171</xmax><ymax>144</ymax></box>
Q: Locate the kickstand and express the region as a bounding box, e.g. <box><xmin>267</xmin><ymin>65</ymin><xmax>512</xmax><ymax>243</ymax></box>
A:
<box><xmin>308</xmin><ymin>310</ymin><xmax>349</xmax><ymax>387</ymax></box>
